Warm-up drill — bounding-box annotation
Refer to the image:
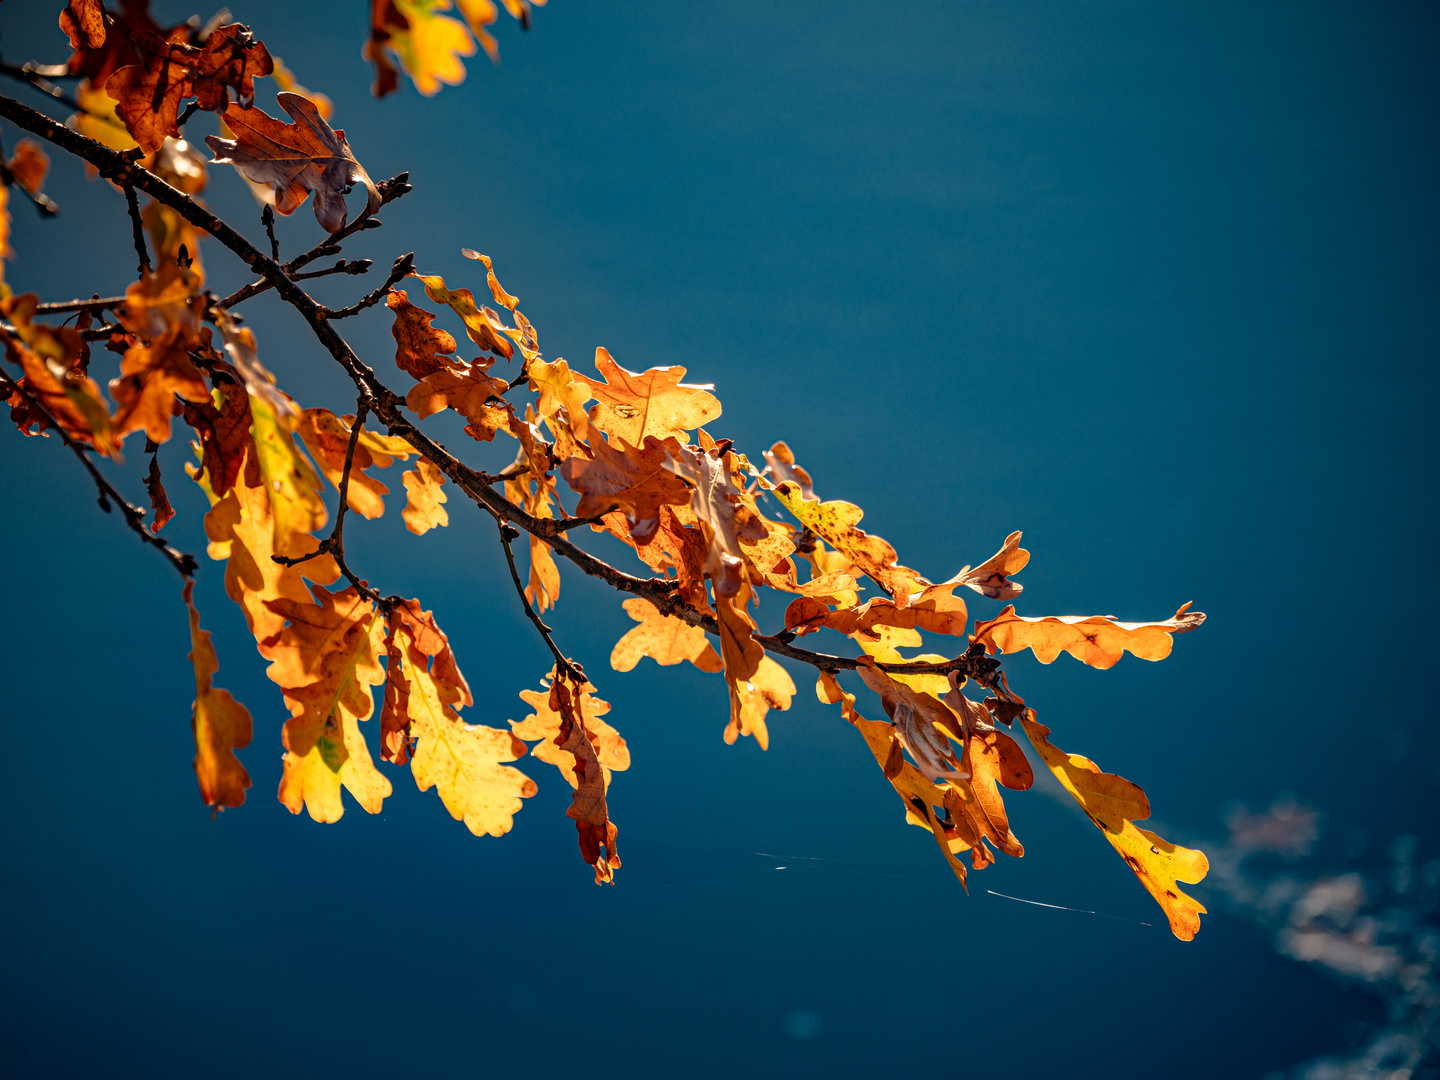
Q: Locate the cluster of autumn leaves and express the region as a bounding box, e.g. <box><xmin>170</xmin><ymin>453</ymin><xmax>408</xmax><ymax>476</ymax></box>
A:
<box><xmin>0</xmin><ymin>1</ymin><xmax>1213</xmax><ymax>937</ymax></box>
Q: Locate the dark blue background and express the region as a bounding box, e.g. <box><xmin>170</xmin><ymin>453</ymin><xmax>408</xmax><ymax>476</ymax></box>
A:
<box><xmin>0</xmin><ymin>1</ymin><xmax>1432</xmax><ymax>1076</ymax></box>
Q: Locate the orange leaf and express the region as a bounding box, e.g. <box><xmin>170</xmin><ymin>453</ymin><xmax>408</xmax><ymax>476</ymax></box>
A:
<box><xmin>59</xmin><ymin>1</ymin><xmax>106</xmax><ymax>52</ymax></box>
<box><xmin>663</xmin><ymin>441</ymin><xmax>769</xmax><ymax>597</ymax></box>
<box><xmin>973</xmin><ymin>602</ymin><xmax>1206</xmax><ymax>669</ymax></box>
<box><xmin>713</xmin><ymin>586</ymin><xmax>793</xmax><ymax>749</ymax></box>
<box><xmin>405</xmin><ymin>360</ymin><xmax>513</xmax><ymax>443</ymax></box>
<box><xmin>1018</xmin><ymin>714</ymin><xmax>1208</xmax><ymax>939</ymax></box>
<box><xmin>402</xmin><ymin>458</ymin><xmax>450</xmax><ymax>534</ymax></box>
<box><xmin>7</xmin><ymin>139</ymin><xmax>50</xmax><ymax>197</ymax></box>
<box><xmin>107</xmin><ymin>25</ymin><xmax>273</xmax><ymax>155</ymax></box>
<box><xmin>954</xmin><ymin>530</ymin><xmax>1029</xmax><ymax>600</ymax></box>
<box><xmin>387</xmin><ymin>288</ymin><xmax>456</xmax><ymax>378</ymax></box>
<box><xmin>413</xmin><ymin>270</ymin><xmax>528</xmax><ymax>360</ymax></box>
<box><xmin>817</xmin><ymin>672</ymin><xmax>972</xmax><ymax>886</ymax></box>
<box><xmin>109</xmin><ymin>332</ymin><xmax>211</xmax><ymax>444</ymax></box>
<box><xmin>610</xmin><ymin>597</ymin><xmax>722</xmax><ymax>673</ymax></box>
<box><xmin>183</xmin><ymin>579</ymin><xmax>253</xmax><ymax>810</ymax></box>
<box><xmin>145</xmin><ymin>454</ymin><xmax>175</xmax><ymax>533</ymax></box>
<box><xmin>574</xmin><ymin>347</ymin><xmax>721</xmax><ymax>448</ymax></box>
<box><xmin>0</xmin><ymin>296</ymin><xmax>118</xmax><ymax>455</ymax></box>
<box><xmin>206</xmin><ymin>93</ymin><xmax>380</xmax><ymax>232</ymax></box>
<box><xmin>295</xmin><ymin>408</ymin><xmax>415</xmax><ymax>520</ymax></box>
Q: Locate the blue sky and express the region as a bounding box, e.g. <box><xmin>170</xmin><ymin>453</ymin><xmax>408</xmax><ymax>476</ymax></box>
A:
<box><xmin>1</xmin><ymin>2</ymin><xmax>1436</xmax><ymax>1076</ymax></box>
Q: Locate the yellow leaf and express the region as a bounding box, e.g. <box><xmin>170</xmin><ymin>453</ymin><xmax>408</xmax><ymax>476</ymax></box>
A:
<box><xmin>1018</xmin><ymin>714</ymin><xmax>1208</xmax><ymax>939</ymax></box>
<box><xmin>610</xmin><ymin>597</ymin><xmax>722</xmax><ymax>673</ymax></box>
<box><xmin>264</xmin><ymin>586</ymin><xmax>392</xmax><ymax>823</ymax></box>
<box><xmin>402</xmin><ymin>458</ymin><xmax>450</xmax><ymax>534</ymax></box>
<box><xmin>249</xmin><ymin>394</ymin><xmax>327</xmax><ymax>551</ymax></box>
<box><xmin>773</xmin><ymin>481</ymin><xmax>926</xmax><ymax>607</ymax></box>
<box><xmin>380</xmin><ymin>0</ymin><xmax>477</xmax><ymax>97</ymax></box>
<box><xmin>387</xmin><ymin>620</ymin><xmax>536</xmax><ymax>837</ymax></box>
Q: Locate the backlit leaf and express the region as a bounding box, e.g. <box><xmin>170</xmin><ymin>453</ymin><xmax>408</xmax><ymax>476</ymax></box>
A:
<box><xmin>575</xmin><ymin>347</ymin><xmax>721</xmax><ymax>448</ymax></box>
<box><xmin>973</xmin><ymin>603</ymin><xmax>1206</xmax><ymax>669</ymax></box>
<box><xmin>610</xmin><ymin>597</ymin><xmax>722</xmax><ymax>674</ymax></box>
<box><xmin>1018</xmin><ymin>714</ymin><xmax>1208</xmax><ymax>940</ymax></box>
<box><xmin>263</xmin><ymin>586</ymin><xmax>392</xmax><ymax>823</ymax></box>
<box><xmin>402</xmin><ymin>458</ymin><xmax>450</xmax><ymax>534</ymax></box>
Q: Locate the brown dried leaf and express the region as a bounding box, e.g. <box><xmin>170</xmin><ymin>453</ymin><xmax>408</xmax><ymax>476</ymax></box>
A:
<box><xmin>206</xmin><ymin>93</ymin><xmax>380</xmax><ymax>232</ymax></box>
<box><xmin>145</xmin><ymin>454</ymin><xmax>174</xmax><ymax>533</ymax></box>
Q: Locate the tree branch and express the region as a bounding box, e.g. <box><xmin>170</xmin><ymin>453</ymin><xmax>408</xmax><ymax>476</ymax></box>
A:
<box><xmin>0</xmin><ymin>91</ymin><xmax>1001</xmax><ymax>686</ymax></box>
<box><xmin>0</xmin><ymin>369</ymin><xmax>196</xmax><ymax>578</ymax></box>
<box><xmin>319</xmin><ymin>252</ymin><xmax>413</xmax><ymax>320</ymax></box>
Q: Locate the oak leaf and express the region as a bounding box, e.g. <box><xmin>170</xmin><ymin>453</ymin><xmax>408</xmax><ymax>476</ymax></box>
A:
<box><xmin>183</xmin><ymin>580</ymin><xmax>253</xmax><ymax>809</ymax></box>
<box><xmin>574</xmin><ymin>348</ymin><xmax>721</xmax><ymax>448</ymax></box>
<box><xmin>954</xmin><ymin>530</ymin><xmax>1029</xmax><ymax>600</ymax></box>
<box><xmin>610</xmin><ymin>597</ymin><xmax>722</xmax><ymax>674</ymax></box>
<box><xmin>366</xmin><ymin>0</ymin><xmax>475</xmax><ymax>98</ymax></box>
<box><xmin>773</xmin><ymin>481</ymin><xmax>926</xmax><ymax>607</ymax></box>
<box><xmin>413</xmin><ymin>270</ymin><xmax>529</xmax><ymax>360</ymax></box>
<box><xmin>784</xmin><ymin>577</ymin><xmax>969</xmax><ymax>640</ymax></box>
<box><xmin>817</xmin><ymin>672</ymin><xmax>972</xmax><ymax>886</ymax></box>
<box><xmin>181</xmin><ymin>373</ymin><xmax>252</xmax><ymax>501</ymax></box>
<box><xmin>1018</xmin><ymin>714</ymin><xmax>1208</xmax><ymax>939</ymax></box>
<box><xmin>60</xmin><ymin>1</ymin><xmax>107</xmax><ymax>52</ymax></box>
<box><xmin>263</xmin><ymin>586</ymin><xmax>392</xmax><ymax>822</ymax></box>
<box><xmin>7</xmin><ymin>139</ymin><xmax>50</xmax><ymax>197</ymax></box>
<box><xmin>561</xmin><ymin>434</ymin><xmax>691</xmax><ymax>543</ymax></box>
<box><xmin>504</xmin><ymin>469</ymin><xmax>560</xmax><ymax>611</ymax></box>
<box><xmin>388</xmin><ymin>288</ymin><xmax>457</xmax><ymax>377</ymax></box>
<box><xmin>109</xmin><ymin>332</ymin><xmax>211</xmax><ymax>444</ymax></box>
<box><xmin>202</xmin><ymin>450</ymin><xmax>340</xmax><ymax>649</ymax></box>
<box><xmin>405</xmin><ymin>360</ymin><xmax>513</xmax><ymax>442</ymax></box>
<box><xmin>66</xmin><ymin>0</ymin><xmax>168</xmax><ymax>86</ymax></box>
<box><xmin>69</xmin><ymin>78</ymin><xmax>139</xmax><ymax>156</ymax></box>
<box><xmin>762</xmin><ymin>441</ymin><xmax>815</xmax><ymax>500</ymax></box>
<box><xmin>145</xmin><ymin>454</ymin><xmax>174</xmax><ymax>533</ymax></box>
<box><xmin>664</xmin><ymin>442</ymin><xmax>768</xmax><ymax>597</ymax></box>
<box><xmin>0</xmin><ymin>297</ymin><xmax>118</xmax><ymax>455</ymax></box>
<box><xmin>107</xmin><ymin>25</ymin><xmax>273</xmax><ymax>155</ymax></box>
<box><xmin>206</xmin><ymin>93</ymin><xmax>381</xmax><ymax>233</ymax></box>
<box><xmin>973</xmin><ymin>602</ymin><xmax>1206</xmax><ymax>669</ymax></box>
<box><xmin>714</xmin><ymin>585</ymin><xmax>793</xmax><ymax>749</ymax></box>
<box><xmin>599</xmin><ymin>504</ymin><xmax>712</xmax><ymax>614</ymax></box>
<box><xmin>512</xmin><ymin>669</ymin><xmax>627</xmax><ymax>883</ymax></box>
<box><xmin>296</xmin><ymin>408</ymin><xmax>415</xmax><ymax>520</ymax></box>
<box><xmin>402</xmin><ymin>459</ymin><xmax>450</xmax><ymax>534</ymax></box>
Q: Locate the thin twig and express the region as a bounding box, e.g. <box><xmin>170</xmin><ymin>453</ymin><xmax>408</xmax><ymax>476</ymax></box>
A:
<box><xmin>34</xmin><ymin>295</ymin><xmax>126</xmax><ymax>315</ymax></box>
<box><xmin>212</xmin><ymin>173</ymin><xmax>412</xmax><ymax>311</ymax></box>
<box><xmin>499</xmin><ymin>518</ymin><xmax>580</xmax><ymax>680</ymax></box>
<box><xmin>0</xmin><ymin>368</ymin><xmax>196</xmax><ymax>577</ymax></box>
<box><xmin>292</xmin><ymin>258</ymin><xmax>371</xmax><ymax>281</ymax></box>
<box><xmin>0</xmin><ymin>60</ymin><xmax>82</xmax><ymax>111</ymax></box>
<box><xmin>270</xmin><ymin>398</ymin><xmax>383</xmax><ymax>605</ymax></box>
<box><xmin>261</xmin><ymin>205</ymin><xmax>279</xmax><ymax>262</ymax></box>
<box><xmin>123</xmin><ymin>184</ymin><xmax>150</xmax><ymax>275</ymax></box>
<box><xmin>320</xmin><ymin>252</ymin><xmax>413</xmax><ymax>320</ymax></box>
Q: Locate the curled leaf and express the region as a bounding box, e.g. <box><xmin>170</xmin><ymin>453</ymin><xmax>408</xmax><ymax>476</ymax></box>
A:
<box><xmin>973</xmin><ymin>603</ymin><xmax>1206</xmax><ymax>669</ymax></box>
<box><xmin>206</xmin><ymin>93</ymin><xmax>380</xmax><ymax>233</ymax></box>
<box><xmin>183</xmin><ymin>580</ymin><xmax>253</xmax><ymax>810</ymax></box>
